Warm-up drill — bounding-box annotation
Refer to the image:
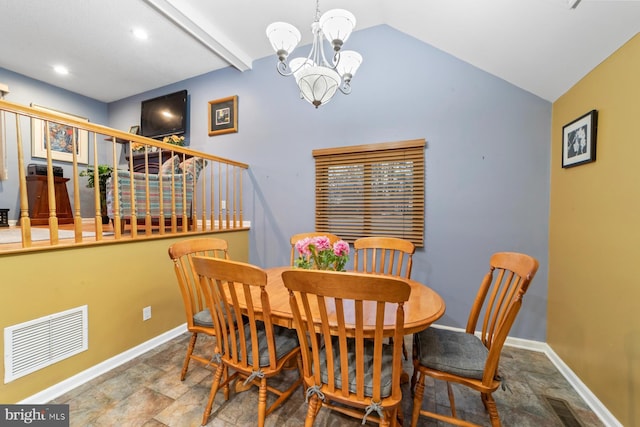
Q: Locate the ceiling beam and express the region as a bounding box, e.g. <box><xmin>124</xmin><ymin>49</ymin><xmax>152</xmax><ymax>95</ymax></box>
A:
<box><xmin>143</xmin><ymin>0</ymin><xmax>252</xmax><ymax>71</ymax></box>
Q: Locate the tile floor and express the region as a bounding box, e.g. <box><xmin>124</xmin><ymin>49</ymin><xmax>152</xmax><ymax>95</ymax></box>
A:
<box><xmin>50</xmin><ymin>333</ymin><xmax>605</xmax><ymax>426</ymax></box>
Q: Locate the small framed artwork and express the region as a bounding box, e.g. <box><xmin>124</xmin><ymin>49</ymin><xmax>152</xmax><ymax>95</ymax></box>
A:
<box><xmin>129</xmin><ymin>125</ymin><xmax>140</xmax><ymax>135</ymax></box>
<box><xmin>562</xmin><ymin>110</ymin><xmax>598</xmax><ymax>168</ymax></box>
<box><xmin>208</xmin><ymin>95</ymin><xmax>238</xmax><ymax>136</ymax></box>
<box><xmin>31</xmin><ymin>104</ymin><xmax>89</xmax><ymax>164</ymax></box>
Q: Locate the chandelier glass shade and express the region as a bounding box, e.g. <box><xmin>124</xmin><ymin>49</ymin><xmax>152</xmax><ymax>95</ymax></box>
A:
<box><xmin>266</xmin><ymin>1</ymin><xmax>362</xmax><ymax>108</ymax></box>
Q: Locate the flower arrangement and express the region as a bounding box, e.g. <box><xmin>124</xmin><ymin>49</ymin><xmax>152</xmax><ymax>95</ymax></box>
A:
<box><xmin>162</xmin><ymin>134</ymin><xmax>186</xmax><ymax>146</ymax></box>
<box><xmin>294</xmin><ymin>235</ymin><xmax>350</xmax><ymax>271</ymax></box>
<box><xmin>131</xmin><ymin>134</ymin><xmax>185</xmax><ymax>152</ymax></box>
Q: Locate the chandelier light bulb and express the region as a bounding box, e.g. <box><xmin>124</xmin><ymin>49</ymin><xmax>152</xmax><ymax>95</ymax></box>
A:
<box><xmin>266</xmin><ymin>22</ymin><xmax>301</xmax><ymax>62</ymax></box>
<box><xmin>336</xmin><ymin>50</ymin><xmax>362</xmax><ymax>82</ymax></box>
<box><xmin>319</xmin><ymin>9</ymin><xmax>356</xmax><ymax>52</ymax></box>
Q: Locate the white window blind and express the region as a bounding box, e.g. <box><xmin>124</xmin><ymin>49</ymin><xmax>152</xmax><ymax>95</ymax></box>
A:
<box><xmin>312</xmin><ymin>139</ymin><xmax>425</xmax><ymax>247</ymax></box>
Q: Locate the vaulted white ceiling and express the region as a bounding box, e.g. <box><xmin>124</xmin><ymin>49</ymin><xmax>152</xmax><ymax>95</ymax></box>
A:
<box><xmin>0</xmin><ymin>0</ymin><xmax>638</xmax><ymax>103</ymax></box>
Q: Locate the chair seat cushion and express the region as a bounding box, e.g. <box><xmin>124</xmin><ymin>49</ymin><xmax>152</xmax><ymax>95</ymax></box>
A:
<box><xmin>319</xmin><ymin>338</ymin><xmax>394</xmax><ymax>398</ymax></box>
<box><xmin>241</xmin><ymin>322</ymin><xmax>299</xmax><ymax>367</ymax></box>
<box><xmin>193</xmin><ymin>307</ymin><xmax>242</xmax><ymax>328</ymax></box>
<box><xmin>413</xmin><ymin>328</ymin><xmax>487</xmax><ymax>380</ymax></box>
<box><xmin>193</xmin><ymin>308</ymin><xmax>213</xmax><ymax>327</ymax></box>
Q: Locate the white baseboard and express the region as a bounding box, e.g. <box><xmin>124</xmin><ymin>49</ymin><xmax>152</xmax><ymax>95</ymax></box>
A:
<box><xmin>429</xmin><ymin>324</ymin><xmax>622</xmax><ymax>427</ymax></box>
<box><xmin>19</xmin><ymin>324</ymin><xmax>187</xmax><ymax>404</ymax></box>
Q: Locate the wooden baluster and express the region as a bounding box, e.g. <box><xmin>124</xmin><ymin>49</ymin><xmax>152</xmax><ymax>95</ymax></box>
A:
<box><xmin>44</xmin><ymin>121</ymin><xmax>59</xmax><ymax>244</ymax></box>
<box><xmin>200</xmin><ymin>157</ymin><xmax>206</xmax><ymax>231</ymax></box>
<box><xmin>15</xmin><ymin>114</ymin><xmax>32</xmax><ymax>247</ymax></box>
<box><xmin>218</xmin><ymin>161</ymin><xmax>222</xmax><ymax>229</ymax></box>
<box><xmin>112</xmin><ymin>138</ymin><xmax>123</xmax><ymax>239</ymax></box>
<box><xmin>225</xmin><ymin>163</ymin><xmax>230</xmax><ymax>229</ymax></box>
<box><xmin>182</xmin><ymin>155</ymin><xmax>189</xmax><ymax>232</ymax></box>
<box><xmin>239</xmin><ymin>169</ymin><xmax>243</xmax><ymax>228</ymax></box>
<box><xmin>72</xmin><ymin>127</ymin><xmax>84</xmax><ymax>242</ymax></box>
<box><xmin>158</xmin><ymin>148</ymin><xmax>165</xmax><ymax>234</ymax></box>
<box><xmin>209</xmin><ymin>163</ymin><xmax>215</xmax><ymax>231</ymax></box>
<box><xmin>91</xmin><ymin>133</ymin><xmax>103</xmax><ymax>240</ymax></box>
<box><xmin>144</xmin><ymin>149</ymin><xmax>152</xmax><ymax>235</ymax></box>
<box><xmin>170</xmin><ymin>153</ymin><xmax>177</xmax><ymax>233</ymax></box>
<box><xmin>232</xmin><ymin>166</ymin><xmax>237</xmax><ymax>228</ymax></box>
<box><xmin>128</xmin><ymin>143</ymin><xmax>137</xmax><ymax>238</ymax></box>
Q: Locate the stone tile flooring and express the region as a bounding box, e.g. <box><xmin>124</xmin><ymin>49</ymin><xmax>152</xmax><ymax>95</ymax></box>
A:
<box><xmin>50</xmin><ymin>333</ymin><xmax>605</xmax><ymax>426</ymax></box>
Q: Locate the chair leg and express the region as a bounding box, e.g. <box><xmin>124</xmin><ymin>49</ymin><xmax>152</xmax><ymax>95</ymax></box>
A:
<box><xmin>410</xmin><ymin>341</ymin><xmax>418</xmax><ymax>396</ymax></box>
<box><xmin>181</xmin><ymin>333</ymin><xmax>198</xmax><ymax>381</ymax></box>
<box><xmin>388</xmin><ymin>404</ymin><xmax>404</xmax><ymax>427</ymax></box>
<box><xmin>482</xmin><ymin>393</ymin><xmax>501</xmax><ymax>427</ymax></box>
<box><xmin>380</xmin><ymin>410</ymin><xmax>391</xmax><ymax>427</ymax></box>
<box><xmin>305</xmin><ymin>394</ymin><xmax>321</xmax><ymax>427</ymax></box>
<box><xmin>393</xmin><ymin>406</ymin><xmax>403</xmax><ymax>427</ymax></box>
<box><xmin>202</xmin><ymin>363</ymin><xmax>225</xmax><ymax>426</ymax></box>
<box><xmin>221</xmin><ymin>365</ymin><xmax>230</xmax><ymax>401</ymax></box>
<box><xmin>410</xmin><ymin>373</ymin><xmax>425</xmax><ymax>427</ymax></box>
<box><xmin>257</xmin><ymin>377</ymin><xmax>268</xmax><ymax>427</ymax></box>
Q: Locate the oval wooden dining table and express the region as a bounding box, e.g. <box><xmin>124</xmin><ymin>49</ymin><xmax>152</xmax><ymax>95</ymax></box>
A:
<box><xmin>261</xmin><ymin>266</ymin><xmax>446</xmax><ymax>335</ymax></box>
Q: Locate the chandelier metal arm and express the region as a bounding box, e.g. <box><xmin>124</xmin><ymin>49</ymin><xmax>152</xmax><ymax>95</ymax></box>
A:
<box><xmin>338</xmin><ymin>81</ymin><xmax>352</xmax><ymax>95</ymax></box>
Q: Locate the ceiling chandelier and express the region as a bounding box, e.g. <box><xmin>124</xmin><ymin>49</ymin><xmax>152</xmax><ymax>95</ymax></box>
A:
<box><xmin>266</xmin><ymin>0</ymin><xmax>363</xmax><ymax>108</ymax></box>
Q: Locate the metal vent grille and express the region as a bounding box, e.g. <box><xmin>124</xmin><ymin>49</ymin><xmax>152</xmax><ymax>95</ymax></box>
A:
<box><xmin>4</xmin><ymin>305</ymin><xmax>88</xmax><ymax>383</ymax></box>
<box><xmin>544</xmin><ymin>395</ymin><xmax>583</xmax><ymax>427</ymax></box>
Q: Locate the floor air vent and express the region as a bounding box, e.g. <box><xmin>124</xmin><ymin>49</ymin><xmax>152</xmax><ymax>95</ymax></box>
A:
<box><xmin>544</xmin><ymin>395</ymin><xmax>583</xmax><ymax>427</ymax></box>
<box><xmin>4</xmin><ymin>305</ymin><xmax>88</xmax><ymax>383</ymax></box>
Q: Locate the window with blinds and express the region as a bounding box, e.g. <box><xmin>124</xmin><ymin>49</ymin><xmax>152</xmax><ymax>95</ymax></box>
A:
<box><xmin>312</xmin><ymin>139</ymin><xmax>425</xmax><ymax>247</ymax></box>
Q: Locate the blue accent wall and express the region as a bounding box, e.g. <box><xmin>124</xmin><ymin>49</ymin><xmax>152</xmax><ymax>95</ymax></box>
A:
<box><xmin>3</xmin><ymin>25</ymin><xmax>551</xmax><ymax>341</ymax></box>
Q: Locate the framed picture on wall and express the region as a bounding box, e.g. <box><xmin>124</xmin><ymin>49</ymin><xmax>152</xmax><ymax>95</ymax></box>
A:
<box><xmin>562</xmin><ymin>110</ymin><xmax>598</xmax><ymax>168</ymax></box>
<box><xmin>31</xmin><ymin>104</ymin><xmax>89</xmax><ymax>164</ymax></box>
<box><xmin>208</xmin><ymin>95</ymin><xmax>238</xmax><ymax>136</ymax></box>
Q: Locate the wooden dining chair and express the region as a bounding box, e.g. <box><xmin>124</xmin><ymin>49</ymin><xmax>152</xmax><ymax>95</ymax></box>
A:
<box><xmin>353</xmin><ymin>236</ymin><xmax>416</xmax><ymax>360</ymax></box>
<box><xmin>353</xmin><ymin>236</ymin><xmax>415</xmax><ymax>279</ymax></box>
<box><xmin>282</xmin><ymin>269</ymin><xmax>411</xmax><ymax>426</ymax></box>
<box><xmin>167</xmin><ymin>238</ymin><xmax>229</xmax><ymax>381</ymax></box>
<box><xmin>192</xmin><ymin>257</ymin><xmax>303</xmax><ymax>427</ymax></box>
<box><xmin>290</xmin><ymin>232</ymin><xmax>340</xmax><ymax>266</ymax></box>
<box><xmin>410</xmin><ymin>252</ymin><xmax>539</xmax><ymax>427</ymax></box>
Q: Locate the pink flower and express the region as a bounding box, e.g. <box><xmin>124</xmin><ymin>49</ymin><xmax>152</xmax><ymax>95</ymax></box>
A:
<box><xmin>295</xmin><ymin>237</ymin><xmax>313</xmax><ymax>256</ymax></box>
<box><xmin>333</xmin><ymin>240</ymin><xmax>350</xmax><ymax>256</ymax></box>
<box><xmin>313</xmin><ymin>236</ymin><xmax>331</xmax><ymax>251</ymax></box>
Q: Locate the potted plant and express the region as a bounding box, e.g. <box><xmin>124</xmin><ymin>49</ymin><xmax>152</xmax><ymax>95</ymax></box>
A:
<box><xmin>80</xmin><ymin>164</ymin><xmax>113</xmax><ymax>224</ymax></box>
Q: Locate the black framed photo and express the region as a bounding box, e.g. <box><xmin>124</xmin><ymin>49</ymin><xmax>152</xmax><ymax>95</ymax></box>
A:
<box><xmin>562</xmin><ymin>110</ymin><xmax>597</xmax><ymax>168</ymax></box>
<box><xmin>208</xmin><ymin>95</ymin><xmax>238</xmax><ymax>136</ymax></box>
<box><xmin>129</xmin><ymin>125</ymin><xmax>139</xmax><ymax>135</ymax></box>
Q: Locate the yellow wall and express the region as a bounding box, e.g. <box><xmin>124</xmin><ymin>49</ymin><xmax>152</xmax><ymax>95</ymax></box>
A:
<box><xmin>0</xmin><ymin>231</ymin><xmax>248</xmax><ymax>403</ymax></box>
<box><xmin>549</xmin><ymin>33</ymin><xmax>640</xmax><ymax>426</ymax></box>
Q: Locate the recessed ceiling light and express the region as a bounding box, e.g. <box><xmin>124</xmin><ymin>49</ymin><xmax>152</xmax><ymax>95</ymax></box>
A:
<box><xmin>133</xmin><ymin>28</ymin><xmax>148</xmax><ymax>40</ymax></box>
<box><xmin>53</xmin><ymin>65</ymin><xmax>69</xmax><ymax>75</ymax></box>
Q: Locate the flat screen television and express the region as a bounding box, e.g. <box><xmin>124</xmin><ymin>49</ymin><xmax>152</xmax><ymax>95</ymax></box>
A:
<box><xmin>140</xmin><ymin>89</ymin><xmax>188</xmax><ymax>139</ymax></box>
